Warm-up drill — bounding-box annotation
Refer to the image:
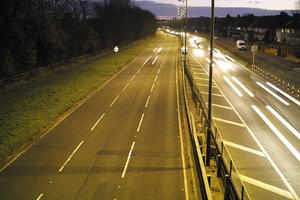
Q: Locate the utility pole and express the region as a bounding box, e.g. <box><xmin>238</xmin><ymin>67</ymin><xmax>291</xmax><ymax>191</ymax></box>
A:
<box><xmin>206</xmin><ymin>0</ymin><xmax>215</xmax><ymax>166</ymax></box>
<box><xmin>184</xmin><ymin>0</ymin><xmax>188</xmax><ymax>67</ymax></box>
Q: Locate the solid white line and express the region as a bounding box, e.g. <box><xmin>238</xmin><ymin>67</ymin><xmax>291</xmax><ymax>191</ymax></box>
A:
<box><xmin>213</xmin><ymin>117</ymin><xmax>245</xmax><ymax>127</ymax></box>
<box><xmin>90</xmin><ymin>113</ymin><xmax>106</xmax><ymax>131</ymax></box>
<box><xmin>157</xmin><ymin>68</ymin><xmax>161</xmax><ymax>74</ymax></box>
<box><xmin>266</xmin><ymin>82</ymin><xmax>300</xmax><ymax>106</ymax></box>
<box><xmin>192</xmin><ymin>67</ymin><xmax>205</xmax><ymax>71</ymax></box>
<box><xmin>137</xmin><ymin>113</ymin><xmax>145</xmax><ymax>132</ymax></box>
<box><xmin>122</xmin><ymin>82</ymin><xmax>130</xmax><ymax>92</ymax></box>
<box><xmin>225</xmin><ymin>55</ymin><xmax>236</xmax><ymax>62</ymax></box>
<box><xmin>201</xmin><ymin>92</ymin><xmax>223</xmax><ymax>97</ymax></box>
<box><xmin>224</xmin><ymin>141</ymin><xmax>265</xmax><ymax>157</ymax></box>
<box><xmin>189</xmin><ymin>53</ymin><xmax>300</xmax><ymax>200</ymax></box>
<box><xmin>193</xmin><ymin>72</ymin><xmax>206</xmax><ymax>75</ymax></box>
<box><xmin>194</xmin><ymin>72</ymin><xmax>208</xmax><ymax>75</ymax></box>
<box><xmin>153</xmin><ymin>48</ymin><xmax>157</xmax><ymax>52</ymax></box>
<box><xmin>224</xmin><ymin>76</ymin><xmax>243</xmax><ymax>97</ymax></box>
<box><xmin>121</xmin><ymin>141</ymin><xmax>136</xmax><ymax>178</ymax></box>
<box><xmin>36</xmin><ymin>193</ymin><xmax>44</xmax><ymax>200</ymax></box>
<box><xmin>266</xmin><ymin>106</ymin><xmax>300</xmax><ymax>140</ymax></box>
<box><xmin>130</xmin><ymin>75</ymin><xmax>136</xmax><ymax>82</ymax></box>
<box><xmin>59</xmin><ymin>141</ymin><xmax>84</xmax><ymax>172</ymax></box>
<box><xmin>143</xmin><ymin>56</ymin><xmax>152</xmax><ymax>66</ymax></box>
<box><xmin>145</xmin><ymin>96</ymin><xmax>151</xmax><ymax>108</ymax></box>
<box><xmin>152</xmin><ymin>55</ymin><xmax>159</xmax><ymax>65</ymax></box>
<box><xmin>176</xmin><ymin>50</ymin><xmax>189</xmax><ymax>200</ymax></box>
<box><xmin>209</xmin><ymin>103</ymin><xmax>232</xmax><ymax>110</ymax></box>
<box><xmin>232</xmin><ymin>76</ymin><xmax>254</xmax><ymax>97</ymax></box>
<box><xmin>150</xmin><ymin>83</ymin><xmax>155</xmax><ymax>92</ymax></box>
<box><xmin>240</xmin><ymin>175</ymin><xmax>294</xmax><ymax>199</ymax></box>
<box><xmin>109</xmin><ymin>95</ymin><xmax>120</xmax><ymax>107</ymax></box>
<box><xmin>256</xmin><ymin>82</ymin><xmax>289</xmax><ymax>106</ymax></box>
<box><xmin>154</xmin><ymin>75</ymin><xmax>158</xmax><ymax>82</ymax></box>
<box><xmin>252</xmin><ymin>105</ymin><xmax>300</xmax><ymax>162</ymax></box>
<box><xmin>194</xmin><ymin>77</ymin><xmax>209</xmax><ymax>81</ymax></box>
<box><xmin>196</xmin><ymin>84</ymin><xmax>217</xmax><ymax>88</ymax></box>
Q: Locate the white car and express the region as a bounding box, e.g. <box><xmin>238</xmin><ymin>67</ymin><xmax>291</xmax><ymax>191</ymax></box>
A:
<box><xmin>236</xmin><ymin>40</ymin><xmax>247</xmax><ymax>50</ymax></box>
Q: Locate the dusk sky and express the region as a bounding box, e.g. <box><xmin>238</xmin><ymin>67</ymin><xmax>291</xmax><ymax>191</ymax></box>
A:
<box><xmin>134</xmin><ymin>0</ymin><xmax>299</xmax><ymax>10</ymax></box>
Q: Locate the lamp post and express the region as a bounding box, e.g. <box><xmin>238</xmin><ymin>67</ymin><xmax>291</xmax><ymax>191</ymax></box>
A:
<box><xmin>178</xmin><ymin>0</ymin><xmax>187</xmax><ymax>66</ymax></box>
<box><xmin>206</xmin><ymin>0</ymin><xmax>215</xmax><ymax>166</ymax></box>
<box><xmin>184</xmin><ymin>0</ymin><xmax>188</xmax><ymax>67</ymax></box>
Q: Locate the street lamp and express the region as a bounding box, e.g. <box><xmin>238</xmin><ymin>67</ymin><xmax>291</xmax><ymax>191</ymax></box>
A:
<box><xmin>206</xmin><ymin>0</ymin><xmax>215</xmax><ymax>166</ymax></box>
<box><xmin>178</xmin><ymin>0</ymin><xmax>188</xmax><ymax>67</ymax></box>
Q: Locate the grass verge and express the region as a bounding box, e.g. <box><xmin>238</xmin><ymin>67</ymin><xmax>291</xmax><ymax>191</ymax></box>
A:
<box><xmin>0</xmin><ymin>33</ymin><xmax>163</xmax><ymax>164</ymax></box>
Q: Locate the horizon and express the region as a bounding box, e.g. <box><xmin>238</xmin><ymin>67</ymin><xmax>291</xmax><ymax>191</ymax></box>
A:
<box><xmin>133</xmin><ymin>0</ymin><xmax>300</xmax><ymax>10</ymax></box>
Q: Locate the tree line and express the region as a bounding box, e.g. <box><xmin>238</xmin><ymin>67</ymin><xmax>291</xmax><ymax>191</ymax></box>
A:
<box><xmin>0</xmin><ymin>0</ymin><xmax>157</xmax><ymax>78</ymax></box>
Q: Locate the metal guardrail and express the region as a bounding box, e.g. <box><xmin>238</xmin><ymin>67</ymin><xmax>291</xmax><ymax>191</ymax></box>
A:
<box><xmin>182</xmin><ymin>61</ymin><xmax>213</xmax><ymax>200</ymax></box>
<box><xmin>183</xmin><ymin>63</ymin><xmax>252</xmax><ymax>200</ymax></box>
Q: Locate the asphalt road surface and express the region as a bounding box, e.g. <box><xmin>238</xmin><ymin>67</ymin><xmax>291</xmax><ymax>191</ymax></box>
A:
<box><xmin>184</xmin><ymin>34</ymin><xmax>300</xmax><ymax>200</ymax></box>
<box><xmin>0</xmin><ymin>34</ymin><xmax>188</xmax><ymax>200</ymax></box>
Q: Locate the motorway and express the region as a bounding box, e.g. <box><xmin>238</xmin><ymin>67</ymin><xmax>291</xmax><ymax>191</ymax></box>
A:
<box><xmin>183</xmin><ymin>33</ymin><xmax>300</xmax><ymax>200</ymax></box>
<box><xmin>0</xmin><ymin>33</ymin><xmax>189</xmax><ymax>199</ymax></box>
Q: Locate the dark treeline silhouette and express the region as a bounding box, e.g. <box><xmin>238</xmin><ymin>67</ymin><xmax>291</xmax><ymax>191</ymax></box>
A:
<box><xmin>168</xmin><ymin>12</ymin><xmax>299</xmax><ymax>42</ymax></box>
<box><xmin>0</xmin><ymin>0</ymin><xmax>157</xmax><ymax>78</ymax></box>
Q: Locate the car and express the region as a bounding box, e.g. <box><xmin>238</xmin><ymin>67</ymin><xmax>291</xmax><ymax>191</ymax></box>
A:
<box><xmin>236</xmin><ymin>40</ymin><xmax>247</xmax><ymax>50</ymax></box>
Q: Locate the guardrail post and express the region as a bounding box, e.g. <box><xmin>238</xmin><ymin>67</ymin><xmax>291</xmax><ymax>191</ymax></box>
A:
<box><xmin>207</xmin><ymin>175</ymin><xmax>211</xmax><ymax>187</ymax></box>
<box><xmin>241</xmin><ymin>185</ymin><xmax>245</xmax><ymax>200</ymax></box>
<box><xmin>217</xmin><ymin>154</ymin><xmax>222</xmax><ymax>177</ymax></box>
<box><xmin>224</xmin><ymin>175</ymin><xmax>230</xmax><ymax>200</ymax></box>
<box><xmin>229</xmin><ymin>161</ymin><xmax>232</xmax><ymax>177</ymax></box>
<box><xmin>221</xmin><ymin>141</ymin><xmax>224</xmax><ymax>156</ymax></box>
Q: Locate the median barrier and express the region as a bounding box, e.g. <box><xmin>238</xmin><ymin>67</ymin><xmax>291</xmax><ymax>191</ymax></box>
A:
<box><xmin>183</xmin><ymin>61</ymin><xmax>251</xmax><ymax>200</ymax></box>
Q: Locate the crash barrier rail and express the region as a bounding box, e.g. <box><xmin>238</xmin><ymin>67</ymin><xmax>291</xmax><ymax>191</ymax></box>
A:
<box><xmin>182</xmin><ymin>62</ymin><xmax>213</xmax><ymax>200</ymax></box>
<box><xmin>177</xmin><ymin>34</ymin><xmax>212</xmax><ymax>200</ymax></box>
<box><xmin>183</xmin><ymin>62</ymin><xmax>252</xmax><ymax>200</ymax></box>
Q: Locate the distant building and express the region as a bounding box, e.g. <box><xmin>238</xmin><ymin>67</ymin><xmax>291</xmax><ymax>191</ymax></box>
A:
<box><xmin>276</xmin><ymin>20</ymin><xmax>300</xmax><ymax>45</ymax></box>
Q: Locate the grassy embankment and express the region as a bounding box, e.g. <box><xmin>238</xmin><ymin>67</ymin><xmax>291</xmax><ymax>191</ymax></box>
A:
<box><xmin>0</xmin><ymin>33</ymin><xmax>163</xmax><ymax>164</ymax></box>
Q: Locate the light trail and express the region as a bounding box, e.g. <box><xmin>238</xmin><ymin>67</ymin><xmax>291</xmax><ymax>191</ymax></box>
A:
<box><xmin>266</xmin><ymin>106</ymin><xmax>300</xmax><ymax>140</ymax></box>
<box><xmin>224</xmin><ymin>76</ymin><xmax>243</xmax><ymax>97</ymax></box>
<box><xmin>252</xmin><ymin>105</ymin><xmax>300</xmax><ymax>162</ymax></box>
<box><xmin>232</xmin><ymin>76</ymin><xmax>254</xmax><ymax>97</ymax></box>
<box><xmin>266</xmin><ymin>82</ymin><xmax>300</xmax><ymax>106</ymax></box>
<box><xmin>256</xmin><ymin>82</ymin><xmax>289</xmax><ymax>106</ymax></box>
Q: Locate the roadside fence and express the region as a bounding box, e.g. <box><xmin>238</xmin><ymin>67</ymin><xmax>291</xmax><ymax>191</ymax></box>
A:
<box><xmin>0</xmin><ymin>40</ymin><xmax>140</xmax><ymax>90</ymax></box>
